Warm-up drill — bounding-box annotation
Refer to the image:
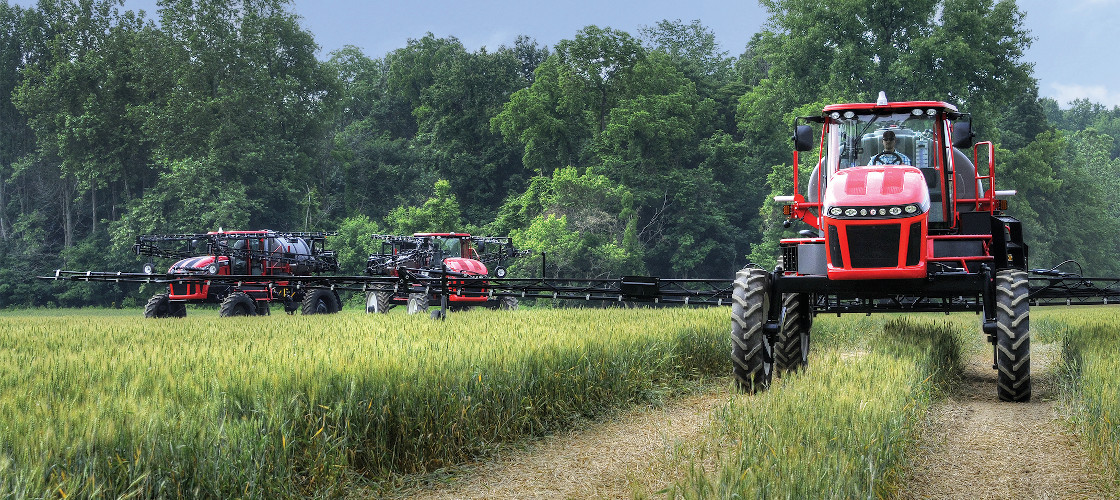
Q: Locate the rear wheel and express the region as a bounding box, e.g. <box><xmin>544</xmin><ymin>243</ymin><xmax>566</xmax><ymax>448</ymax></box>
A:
<box><xmin>144</xmin><ymin>293</ymin><xmax>174</xmax><ymax>318</ymax></box>
<box><xmin>775</xmin><ymin>293</ymin><xmax>811</xmax><ymax>372</ymax></box>
<box><xmin>731</xmin><ymin>267</ymin><xmax>773</xmax><ymax>393</ymax></box>
<box><xmin>995</xmin><ymin>269</ymin><xmax>1030</xmax><ymax>402</ymax></box>
<box><xmin>407</xmin><ymin>293</ymin><xmax>429</xmax><ymax>315</ymax></box>
<box><xmin>301</xmin><ymin>289</ymin><xmax>340</xmax><ymax>315</ymax></box>
<box><xmin>220</xmin><ymin>292</ymin><xmax>257</xmax><ymax>317</ymax></box>
<box><xmin>366</xmin><ymin>291</ymin><xmax>393</xmax><ymax>313</ymax></box>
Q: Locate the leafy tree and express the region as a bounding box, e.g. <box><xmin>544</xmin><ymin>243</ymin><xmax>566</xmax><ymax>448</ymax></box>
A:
<box><xmin>325</xmin><ymin>47</ymin><xmax>431</xmax><ymax>218</ymax></box>
<box><xmin>333</xmin><ymin>214</ymin><xmax>382</xmax><ymax>275</ymax></box>
<box><xmin>147</xmin><ymin>0</ymin><xmax>338</xmax><ymax>229</ymax></box>
<box><xmin>413</xmin><ymin>42</ymin><xmax>530</xmax><ymax>222</ymax></box>
<box><xmin>385</xmin><ymin>179</ymin><xmax>465</xmax><ymax>235</ymax></box>
<box><xmin>327</xmin><ymin>36</ymin><xmax>532</xmax><ymax>225</ymax></box>
<box><xmin>511</xmin><ymin>35</ymin><xmax>548</xmax><ymax>83</ymax></box>
<box><xmin>0</xmin><ymin>1</ymin><xmax>40</xmax><ymax>243</ymax></box>
<box><xmin>500</xmin><ymin>167</ymin><xmax>643</xmax><ymax>278</ymax></box>
<box><xmin>108</xmin><ymin>157</ymin><xmax>252</xmax><ymax>250</ymax></box>
<box><xmin>14</xmin><ymin>0</ymin><xmax>155</xmax><ymax>247</ymax></box>
<box><xmin>639</xmin><ymin>18</ymin><xmax>736</xmax><ymax>112</ymax></box>
<box><xmin>493</xmin><ymin>26</ymin><xmax>647</xmax><ymax>175</ymax></box>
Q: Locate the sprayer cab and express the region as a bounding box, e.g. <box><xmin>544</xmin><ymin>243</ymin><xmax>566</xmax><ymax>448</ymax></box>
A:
<box><xmin>779</xmin><ymin>96</ymin><xmax>1023</xmax><ymax>280</ymax></box>
<box><xmin>730</xmin><ymin>95</ymin><xmax>1032</xmax><ymax>403</ymax></box>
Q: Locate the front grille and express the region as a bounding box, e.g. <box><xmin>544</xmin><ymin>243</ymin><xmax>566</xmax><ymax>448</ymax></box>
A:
<box><xmin>170</xmin><ymin>283</ymin><xmax>191</xmax><ymax>296</ymax></box>
<box><xmin>847</xmin><ymin>224</ymin><xmax>900</xmax><ymax>268</ymax></box>
<box><xmin>828</xmin><ymin>225</ymin><xmax>843</xmax><ymax>268</ymax></box>
<box><xmin>906</xmin><ymin>222</ymin><xmax>921</xmax><ymax>266</ymax></box>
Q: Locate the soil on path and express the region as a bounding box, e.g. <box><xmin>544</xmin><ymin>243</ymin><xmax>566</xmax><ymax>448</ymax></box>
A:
<box><xmin>395</xmin><ymin>344</ymin><xmax>1114</xmax><ymax>499</ymax></box>
<box><xmin>399</xmin><ymin>384</ymin><xmax>728</xmax><ymax>500</ymax></box>
<box><xmin>902</xmin><ymin>343</ymin><xmax>1111</xmax><ymax>499</ymax></box>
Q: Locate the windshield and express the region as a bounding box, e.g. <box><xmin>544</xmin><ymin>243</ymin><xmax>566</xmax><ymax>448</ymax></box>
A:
<box><xmin>827</xmin><ymin>112</ymin><xmax>937</xmax><ymax>170</ymax></box>
<box><xmin>432</xmin><ymin>237</ymin><xmax>462</xmax><ymax>258</ymax></box>
<box><xmin>821</xmin><ymin>110</ymin><xmax>946</xmax><ymax>223</ymax></box>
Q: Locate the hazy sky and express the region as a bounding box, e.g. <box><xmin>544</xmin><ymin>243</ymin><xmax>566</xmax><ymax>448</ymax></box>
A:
<box><xmin>9</xmin><ymin>0</ymin><xmax>1120</xmax><ymax>108</ymax></box>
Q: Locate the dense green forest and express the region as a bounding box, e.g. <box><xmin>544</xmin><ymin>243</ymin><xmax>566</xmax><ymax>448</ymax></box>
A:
<box><xmin>1</xmin><ymin>0</ymin><xmax>1118</xmax><ymax>307</ymax></box>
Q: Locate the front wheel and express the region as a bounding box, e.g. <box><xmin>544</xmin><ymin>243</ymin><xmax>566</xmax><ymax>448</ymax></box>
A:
<box><xmin>407</xmin><ymin>293</ymin><xmax>429</xmax><ymax>315</ymax></box>
<box><xmin>731</xmin><ymin>267</ymin><xmax>773</xmax><ymax>393</ymax></box>
<box><xmin>301</xmin><ymin>289</ymin><xmax>341</xmax><ymax>315</ymax></box>
<box><xmin>995</xmin><ymin>269</ymin><xmax>1030</xmax><ymax>402</ymax></box>
<box><xmin>220</xmin><ymin>292</ymin><xmax>257</xmax><ymax>317</ymax></box>
<box><xmin>495</xmin><ymin>296</ymin><xmax>518</xmax><ymax>310</ymax></box>
<box><xmin>774</xmin><ymin>293</ymin><xmax>811</xmax><ymax>372</ymax></box>
<box><xmin>145</xmin><ymin>293</ymin><xmax>175</xmax><ymax>318</ymax></box>
<box><xmin>366</xmin><ymin>291</ymin><xmax>393</xmax><ymax>313</ymax></box>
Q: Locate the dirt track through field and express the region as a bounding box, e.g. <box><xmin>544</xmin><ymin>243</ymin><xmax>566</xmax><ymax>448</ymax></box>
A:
<box><xmin>398</xmin><ymin>345</ymin><xmax>1113</xmax><ymax>499</ymax></box>
<box><xmin>401</xmin><ymin>385</ymin><xmax>727</xmax><ymax>500</ymax></box>
<box><xmin>901</xmin><ymin>343</ymin><xmax>1110</xmax><ymax>499</ymax></box>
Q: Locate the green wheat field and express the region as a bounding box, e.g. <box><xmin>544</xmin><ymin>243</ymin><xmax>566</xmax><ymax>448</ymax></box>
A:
<box><xmin>0</xmin><ymin>305</ymin><xmax>1117</xmax><ymax>498</ymax></box>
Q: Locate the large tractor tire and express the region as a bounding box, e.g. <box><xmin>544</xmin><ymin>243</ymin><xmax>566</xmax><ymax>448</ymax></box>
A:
<box><xmin>301</xmin><ymin>289</ymin><xmax>341</xmax><ymax>315</ymax></box>
<box><xmin>220</xmin><ymin>292</ymin><xmax>257</xmax><ymax>317</ymax></box>
<box><xmin>407</xmin><ymin>293</ymin><xmax>429</xmax><ymax>315</ymax></box>
<box><xmin>495</xmin><ymin>296</ymin><xmax>518</xmax><ymax>310</ymax></box>
<box><xmin>144</xmin><ymin>293</ymin><xmax>185</xmax><ymax>318</ymax></box>
<box><xmin>995</xmin><ymin>269</ymin><xmax>1031</xmax><ymax>402</ymax></box>
<box><xmin>366</xmin><ymin>291</ymin><xmax>393</xmax><ymax>313</ymax></box>
<box><xmin>775</xmin><ymin>293</ymin><xmax>811</xmax><ymax>372</ymax></box>
<box><xmin>731</xmin><ymin>267</ymin><xmax>773</xmax><ymax>393</ymax></box>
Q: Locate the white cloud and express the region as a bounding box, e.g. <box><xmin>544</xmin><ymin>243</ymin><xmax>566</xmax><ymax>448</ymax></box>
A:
<box><xmin>1049</xmin><ymin>83</ymin><xmax>1120</xmax><ymax>109</ymax></box>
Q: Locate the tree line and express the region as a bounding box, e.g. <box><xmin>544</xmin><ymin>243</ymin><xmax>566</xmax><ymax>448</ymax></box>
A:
<box><xmin>1</xmin><ymin>0</ymin><xmax>1118</xmax><ymax>307</ymax></box>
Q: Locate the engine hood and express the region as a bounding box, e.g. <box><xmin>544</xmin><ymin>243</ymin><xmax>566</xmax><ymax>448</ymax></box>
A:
<box><xmin>823</xmin><ymin>166</ymin><xmax>930</xmax><ymax>209</ymax></box>
<box><xmin>444</xmin><ymin>257</ymin><xmax>488</xmax><ymax>276</ymax></box>
<box><xmin>169</xmin><ymin>256</ymin><xmax>222</xmax><ymax>274</ymax></box>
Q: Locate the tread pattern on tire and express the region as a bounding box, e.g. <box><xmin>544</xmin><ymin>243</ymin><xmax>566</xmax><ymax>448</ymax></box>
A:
<box><xmin>731</xmin><ymin>267</ymin><xmax>772</xmax><ymax>393</ymax></box>
<box><xmin>407</xmin><ymin>293</ymin><xmax>429</xmax><ymax>314</ymax></box>
<box><xmin>995</xmin><ymin>269</ymin><xmax>1031</xmax><ymax>402</ymax></box>
<box><xmin>497</xmin><ymin>296</ymin><xmax>518</xmax><ymax>310</ymax></box>
<box><xmin>774</xmin><ymin>293</ymin><xmax>810</xmax><ymax>372</ymax></box>
<box><xmin>144</xmin><ymin>293</ymin><xmax>171</xmax><ymax>318</ymax></box>
<box><xmin>220</xmin><ymin>292</ymin><xmax>257</xmax><ymax>317</ymax></box>
<box><xmin>301</xmin><ymin>289</ymin><xmax>340</xmax><ymax>315</ymax></box>
<box><xmin>366</xmin><ymin>291</ymin><xmax>392</xmax><ymax>313</ymax></box>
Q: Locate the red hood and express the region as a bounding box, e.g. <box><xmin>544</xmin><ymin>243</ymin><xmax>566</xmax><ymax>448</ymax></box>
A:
<box><xmin>169</xmin><ymin>255</ymin><xmax>225</xmax><ymax>273</ymax></box>
<box><xmin>444</xmin><ymin>257</ymin><xmax>487</xmax><ymax>276</ymax></box>
<box><xmin>824</xmin><ymin>166</ymin><xmax>930</xmax><ymax>208</ymax></box>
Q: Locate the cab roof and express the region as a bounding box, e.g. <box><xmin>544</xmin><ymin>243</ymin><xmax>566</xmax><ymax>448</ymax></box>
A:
<box><xmin>821</xmin><ymin>101</ymin><xmax>958</xmax><ymax>114</ymax></box>
<box><xmin>413</xmin><ymin>232</ymin><xmax>471</xmax><ymax>238</ymax></box>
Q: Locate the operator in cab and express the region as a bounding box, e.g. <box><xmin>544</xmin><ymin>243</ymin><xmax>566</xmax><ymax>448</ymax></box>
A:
<box><xmin>870</xmin><ymin>129</ymin><xmax>912</xmax><ymax>165</ymax></box>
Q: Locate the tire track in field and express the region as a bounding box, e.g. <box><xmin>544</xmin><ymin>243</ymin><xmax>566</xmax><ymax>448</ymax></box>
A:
<box><xmin>397</xmin><ymin>383</ymin><xmax>728</xmax><ymax>500</ymax></box>
<box><xmin>902</xmin><ymin>343</ymin><xmax>1110</xmax><ymax>499</ymax></box>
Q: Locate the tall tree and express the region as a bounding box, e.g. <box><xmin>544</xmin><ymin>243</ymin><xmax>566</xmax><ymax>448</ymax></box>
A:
<box><xmin>14</xmin><ymin>0</ymin><xmax>154</xmax><ymax>248</ymax></box>
<box><xmin>493</xmin><ymin>26</ymin><xmax>647</xmax><ymax>176</ymax></box>
<box><xmin>143</xmin><ymin>0</ymin><xmax>338</xmax><ymax>231</ymax></box>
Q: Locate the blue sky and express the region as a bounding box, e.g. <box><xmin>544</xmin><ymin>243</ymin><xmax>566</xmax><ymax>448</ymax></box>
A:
<box><xmin>9</xmin><ymin>0</ymin><xmax>1120</xmax><ymax>108</ymax></box>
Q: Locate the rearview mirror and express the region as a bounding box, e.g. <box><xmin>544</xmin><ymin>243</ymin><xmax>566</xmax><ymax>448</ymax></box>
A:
<box><xmin>952</xmin><ymin>122</ymin><xmax>974</xmax><ymax>149</ymax></box>
<box><xmin>793</xmin><ymin>125</ymin><xmax>814</xmax><ymax>152</ymax></box>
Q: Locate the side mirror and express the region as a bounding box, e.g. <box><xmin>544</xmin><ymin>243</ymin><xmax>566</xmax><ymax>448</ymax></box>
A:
<box><xmin>952</xmin><ymin>122</ymin><xmax>974</xmax><ymax>149</ymax></box>
<box><xmin>793</xmin><ymin>125</ymin><xmax>815</xmax><ymax>152</ymax></box>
